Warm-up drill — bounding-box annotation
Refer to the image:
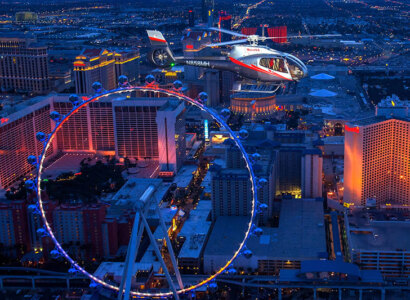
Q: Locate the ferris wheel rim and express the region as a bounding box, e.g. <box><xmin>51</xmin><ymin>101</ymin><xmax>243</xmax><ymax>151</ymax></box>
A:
<box><xmin>34</xmin><ymin>84</ymin><xmax>258</xmax><ymax>297</ymax></box>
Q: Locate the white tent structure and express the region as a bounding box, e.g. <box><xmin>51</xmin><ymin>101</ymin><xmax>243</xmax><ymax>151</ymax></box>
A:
<box><xmin>311</xmin><ymin>73</ymin><xmax>335</xmax><ymax>80</ymax></box>
<box><xmin>309</xmin><ymin>89</ymin><xmax>338</xmax><ymax>97</ymax></box>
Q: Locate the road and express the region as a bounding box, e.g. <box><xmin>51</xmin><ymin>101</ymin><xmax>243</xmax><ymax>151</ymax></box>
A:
<box><xmin>233</xmin><ymin>0</ymin><xmax>267</xmax><ymax>29</ymax></box>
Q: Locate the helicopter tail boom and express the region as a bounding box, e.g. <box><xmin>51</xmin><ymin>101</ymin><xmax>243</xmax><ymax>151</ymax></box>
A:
<box><xmin>147</xmin><ymin>30</ymin><xmax>176</xmax><ymax>67</ymax></box>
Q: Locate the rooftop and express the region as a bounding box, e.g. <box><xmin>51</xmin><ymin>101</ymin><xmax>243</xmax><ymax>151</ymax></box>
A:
<box><xmin>310</xmin><ymin>73</ymin><xmax>335</xmax><ymax>80</ymax></box>
<box><xmin>178</xmin><ymin>200</ymin><xmax>212</xmax><ymax>259</ymax></box>
<box><xmin>200</xmin><ymin>171</ymin><xmax>212</xmax><ymax>195</ymax></box>
<box><xmin>350</xmin><ymin>115</ymin><xmax>409</xmax><ymax>127</ymax></box>
<box><xmin>81</xmin><ymin>48</ymin><xmax>103</xmax><ymax>58</ymax></box>
<box><xmin>232</xmin><ymin>92</ymin><xmax>276</xmax><ymax>99</ymax></box>
<box><xmin>309</xmin><ymin>89</ymin><xmax>338</xmax><ymax>98</ymax></box>
<box><xmin>112</xmin><ymin>178</ymin><xmax>163</xmax><ymax>203</ymax></box>
<box><xmin>348</xmin><ymin>210</ymin><xmax>410</xmax><ymax>252</ymax></box>
<box><xmin>0</xmin><ymin>94</ymin><xmax>51</xmax><ymax>120</ymax></box>
<box><xmin>94</xmin><ymin>261</ymin><xmax>160</xmax><ymax>278</ymax></box>
<box><xmin>204</xmin><ymin>198</ymin><xmax>327</xmax><ymax>260</ymax></box>
<box><xmin>108</xmin><ymin>178</ymin><xmax>168</xmax><ymax>218</ymax></box>
<box><xmin>158</xmin><ymin>99</ymin><xmax>182</xmax><ymax>112</ymax></box>
<box><xmin>172</xmin><ymin>165</ymin><xmax>197</xmax><ymax>188</ymax></box>
<box><xmin>322</xmin><ymin>136</ymin><xmax>345</xmax><ymax>145</ymax></box>
<box><xmin>42</xmin><ymin>153</ymin><xmax>95</xmax><ymax>179</ymax></box>
<box><xmin>378</xmin><ymin>95</ymin><xmax>408</xmax><ymax>108</ymax></box>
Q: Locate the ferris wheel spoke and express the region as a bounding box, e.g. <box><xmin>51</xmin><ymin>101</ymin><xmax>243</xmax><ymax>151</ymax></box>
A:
<box><xmin>140</xmin><ymin>212</ymin><xmax>180</xmax><ymax>300</ymax></box>
<box><xmin>118</xmin><ymin>211</ymin><xmax>145</xmax><ymax>300</ymax></box>
<box><xmin>155</xmin><ymin>203</ymin><xmax>184</xmax><ymax>289</ymax></box>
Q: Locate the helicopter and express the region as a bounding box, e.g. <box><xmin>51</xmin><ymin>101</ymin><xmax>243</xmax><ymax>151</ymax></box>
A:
<box><xmin>147</xmin><ymin>27</ymin><xmax>339</xmax><ymax>83</ymax></box>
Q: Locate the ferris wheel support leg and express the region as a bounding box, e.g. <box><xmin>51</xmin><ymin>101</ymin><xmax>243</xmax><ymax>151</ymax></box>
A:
<box><xmin>140</xmin><ymin>212</ymin><xmax>180</xmax><ymax>300</ymax></box>
<box><xmin>155</xmin><ymin>205</ymin><xmax>184</xmax><ymax>290</ymax></box>
<box><xmin>118</xmin><ymin>211</ymin><xmax>143</xmax><ymax>300</ymax></box>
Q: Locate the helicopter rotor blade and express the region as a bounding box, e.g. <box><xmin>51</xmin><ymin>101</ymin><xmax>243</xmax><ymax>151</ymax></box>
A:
<box><xmin>207</xmin><ymin>39</ymin><xmax>249</xmax><ymax>47</ymax></box>
<box><xmin>263</xmin><ymin>34</ymin><xmax>341</xmax><ymax>40</ymax></box>
<box><xmin>206</xmin><ymin>27</ymin><xmax>248</xmax><ymax>38</ymax></box>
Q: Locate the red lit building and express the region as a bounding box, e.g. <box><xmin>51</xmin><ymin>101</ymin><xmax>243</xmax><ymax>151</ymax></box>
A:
<box><xmin>344</xmin><ymin>116</ymin><xmax>410</xmax><ymax>207</ymax></box>
<box><xmin>27</xmin><ymin>199</ymin><xmax>56</xmax><ymax>257</ymax></box>
<box><xmin>267</xmin><ymin>26</ymin><xmax>287</xmax><ymax>43</ymax></box>
<box><xmin>101</xmin><ymin>214</ymin><xmax>135</xmax><ymax>257</ymax></box>
<box><xmin>0</xmin><ymin>93</ymin><xmax>186</xmax><ymax>190</ymax></box>
<box><xmin>0</xmin><ymin>200</ymin><xmax>31</xmax><ymax>257</ymax></box>
<box><xmin>102</xmin><ymin>217</ymin><xmax>118</xmax><ymax>257</ymax></box>
<box><xmin>218</xmin><ymin>11</ymin><xmax>232</xmax><ymax>42</ymax></box>
<box><xmin>0</xmin><ymin>97</ymin><xmax>54</xmax><ymax>189</ymax></box>
<box><xmin>52</xmin><ymin>204</ymin><xmax>107</xmax><ymax>258</ymax></box>
<box><xmin>117</xmin><ymin>216</ymin><xmax>134</xmax><ymax>247</ymax></box>
<box><xmin>83</xmin><ymin>205</ymin><xmax>107</xmax><ymax>258</ymax></box>
<box><xmin>241</xmin><ymin>27</ymin><xmax>257</xmax><ymax>36</ymax></box>
<box><xmin>54</xmin><ymin>100</ymin><xmax>90</xmax><ymax>151</ymax></box>
<box><xmin>89</xmin><ymin>100</ymin><xmax>115</xmax><ymax>153</ymax></box>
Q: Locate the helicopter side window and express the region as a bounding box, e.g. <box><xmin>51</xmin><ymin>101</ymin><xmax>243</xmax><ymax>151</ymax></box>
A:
<box><xmin>260</xmin><ymin>58</ymin><xmax>268</xmax><ymax>68</ymax></box>
<box><xmin>260</xmin><ymin>58</ymin><xmax>286</xmax><ymax>73</ymax></box>
<box><xmin>275</xmin><ymin>58</ymin><xmax>286</xmax><ymax>73</ymax></box>
<box><xmin>269</xmin><ymin>59</ymin><xmax>274</xmax><ymax>69</ymax></box>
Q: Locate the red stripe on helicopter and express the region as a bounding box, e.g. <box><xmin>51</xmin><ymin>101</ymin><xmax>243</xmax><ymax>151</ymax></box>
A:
<box><xmin>251</xmin><ymin>64</ymin><xmax>292</xmax><ymax>81</ymax></box>
<box><xmin>149</xmin><ymin>36</ymin><xmax>166</xmax><ymax>43</ymax></box>
<box><xmin>229</xmin><ymin>57</ymin><xmax>291</xmax><ymax>81</ymax></box>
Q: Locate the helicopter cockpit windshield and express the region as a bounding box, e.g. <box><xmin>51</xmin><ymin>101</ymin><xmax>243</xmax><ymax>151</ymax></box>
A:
<box><xmin>285</xmin><ymin>54</ymin><xmax>307</xmax><ymax>81</ymax></box>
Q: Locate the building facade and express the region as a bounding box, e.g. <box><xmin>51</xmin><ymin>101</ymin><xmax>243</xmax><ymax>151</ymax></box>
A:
<box><xmin>211</xmin><ymin>165</ymin><xmax>252</xmax><ymax>220</ymax></box>
<box><xmin>230</xmin><ymin>92</ymin><xmax>278</xmax><ymax>120</ymax></box>
<box><xmin>114</xmin><ymin>50</ymin><xmax>140</xmax><ymax>83</ymax></box>
<box><xmin>0</xmin><ymin>200</ymin><xmax>30</xmax><ymax>257</ymax></box>
<box><xmin>201</xmin><ymin>0</ymin><xmax>214</xmax><ymax>25</ymax></box>
<box><xmin>156</xmin><ymin>100</ymin><xmax>186</xmax><ymax>173</ymax></box>
<box><xmin>74</xmin><ymin>48</ymin><xmax>140</xmax><ymax>94</ymax></box>
<box><xmin>301</xmin><ymin>149</ymin><xmax>323</xmax><ymax>199</ymax></box>
<box><xmin>53</xmin><ymin>204</ymin><xmax>107</xmax><ymax>258</ymax></box>
<box><xmin>0</xmin><ymin>97</ymin><xmax>53</xmax><ymax>188</ymax></box>
<box><xmin>74</xmin><ymin>49</ymin><xmax>116</xmax><ymax>94</ymax></box>
<box><xmin>352</xmin><ymin>248</ymin><xmax>410</xmax><ymax>279</ymax></box>
<box><xmin>0</xmin><ymin>94</ymin><xmax>186</xmax><ymax>189</ymax></box>
<box><xmin>224</xmin><ymin>141</ymin><xmax>276</xmax><ymax>222</ymax></box>
<box><xmin>344</xmin><ymin>116</ymin><xmax>410</xmax><ymax>206</ymax></box>
<box><xmin>0</xmin><ymin>34</ymin><xmax>50</xmax><ymax>94</ymax></box>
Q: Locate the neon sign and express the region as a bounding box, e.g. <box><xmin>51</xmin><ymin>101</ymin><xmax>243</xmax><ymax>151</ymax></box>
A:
<box><xmin>345</xmin><ymin>124</ymin><xmax>360</xmax><ymax>133</ymax></box>
<box><xmin>204</xmin><ymin>119</ymin><xmax>209</xmax><ymax>141</ymax></box>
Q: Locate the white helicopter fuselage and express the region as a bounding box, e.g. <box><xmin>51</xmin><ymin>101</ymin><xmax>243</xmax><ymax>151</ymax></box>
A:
<box><xmin>147</xmin><ymin>29</ymin><xmax>308</xmax><ymax>83</ymax></box>
<box><xmin>229</xmin><ymin>44</ymin><xmax>281</xmax><ymax>59</ymax></box>
<box><xmin>227</xmin><ymin>44</ymin><xmax>307</xmax><ymax>82</ymax></box>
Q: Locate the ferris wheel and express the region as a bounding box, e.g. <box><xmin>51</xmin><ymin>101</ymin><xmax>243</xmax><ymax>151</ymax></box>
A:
<box><xmin>26</xmin><ymin>75</ymin><xmax>264</xmax><ymax>299</ymax></box>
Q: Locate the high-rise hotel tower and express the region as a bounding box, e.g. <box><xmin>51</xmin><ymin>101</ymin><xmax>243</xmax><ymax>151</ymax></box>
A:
<box><xmin>0</xmin><ymin>33</ymin><xmax>50</xmax><ymax>94</ymax></box>
<box><xmin>344</xmin><ymin>116</ymin><xmax>409</xmax><ymax>207</ymax></box>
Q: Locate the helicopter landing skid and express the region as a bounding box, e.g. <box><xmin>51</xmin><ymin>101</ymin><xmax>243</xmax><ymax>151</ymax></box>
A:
<box><xmin>232</xmin><ymin>80</ymin><xmax>283</xmax><ymax>94</ymax></box>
